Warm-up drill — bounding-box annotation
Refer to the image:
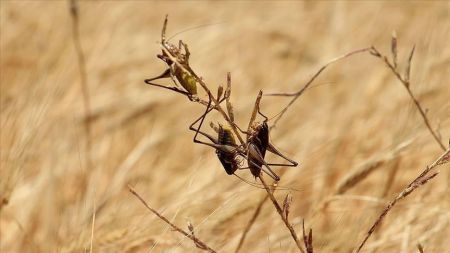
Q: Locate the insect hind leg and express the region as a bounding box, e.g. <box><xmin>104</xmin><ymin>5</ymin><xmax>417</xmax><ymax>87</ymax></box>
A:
<box><xmin>189</xmin><ymin>95</ymin><xmax>229</xmax><ymax>149</ymax></box>
<box><xmin>266</xmin><ymin>143</ymin><xmax>298</xmax><ymax>167</ymax></box>
<box><xmin>247</xmin><ymin>144</ymin><xmax>280</xmax><ymax>181</ymax></box>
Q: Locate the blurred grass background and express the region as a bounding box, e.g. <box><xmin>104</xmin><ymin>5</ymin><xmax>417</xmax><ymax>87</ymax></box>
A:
<box><xmin>1</xmin><ymin>1</ymin><xmax>449</xmax><ymax>252</ymax></box>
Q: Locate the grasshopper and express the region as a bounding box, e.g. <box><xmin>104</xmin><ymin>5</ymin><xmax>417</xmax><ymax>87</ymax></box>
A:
<box><xmin>189</xmin><ymin>96</ymin><xmax>244</xmax><ymax>176</ymax></box>
<box><xmin>190</xmin><ymin>92</ymin><xmax>298</xmax><ymax>181</ymax></box>
<box><xmin>145</xmin><ymin>16</ymin><xmax>198</xmax><ymax>98</ymax></box>
<box><xmin>244</xmin><ymin>91</ymin><xmax>298</xmax><ymax>181</ymax></box>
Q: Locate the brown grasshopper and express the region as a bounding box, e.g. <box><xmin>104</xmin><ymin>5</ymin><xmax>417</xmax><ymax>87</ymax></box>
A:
<box><xmin>190</xmin><ymin>92</ymin><xmax>298</xmax><ymax>181</ymax></box>
<box><xmin>244</xmin><ymin>91</ymin><xmax>298</xmax><ymax>181</ymax></box>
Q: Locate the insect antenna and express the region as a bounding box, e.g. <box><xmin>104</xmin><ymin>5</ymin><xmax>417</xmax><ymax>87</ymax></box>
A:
<box><xmin>166</xmin><ymin>21</ymin><xmax>227</xmax><ymax>42</ymax></box>
<box><xmin>232</xmin><ymin>174</ymin><xmax>303</xmax><ymax>192</ymax></box>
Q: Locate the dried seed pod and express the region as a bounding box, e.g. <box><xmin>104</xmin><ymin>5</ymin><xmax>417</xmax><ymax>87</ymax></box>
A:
<box><xmin>210</xmin><ymin>122</ymin><xmax>220</xmax><ymax>133</ymax></box>
<box><xmin>217</xmin><ymin>85</ymin><xmax>224</xmax><ymax>101</ymax></box>
<box><xmin>404</xmin><ymin>45</ymin><xmax>415</xmax><ymax>84</ymax></box>
<box><xmin>225</xmin><ymin>72</ymin><xmax>232</xmax><ymax>99</ymax></box>
<box><xmin>226</xmin><ymin>101</ymin><xmax>235</xmax><ymax>123</ymax></box>
<box><xmin>391</xmin><ymin>31</ymin><xmax>398</xmax><ymax>69</ymax></box>
<box><xmin>282</xmin><ymin>193</ymin><xmax>292</xmax><ymax>220</ymax></box>
<box><xmin>187</xmin><ymin>221</ymin><xmax>194</xmax><ymax>234</ymax></box>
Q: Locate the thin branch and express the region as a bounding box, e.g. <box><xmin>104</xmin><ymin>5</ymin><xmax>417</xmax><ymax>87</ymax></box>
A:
<box><xmin>258</xmin><ymin>176</ymin><xmax>306</xmax><ymax>253</ymax></box>
<box><xmin>267</xmin><ymin>47</ymin><xmax>372</xmax><ymax>129</ymax></box>
<box><xmin>128</xmin><ymin>185</ymin><xmax>217</xmax><ymax>253</ymax></box>
<box><xmin>302</xmin><ymin>220</ymin><xmax>314</xmax><ymax>253</ymax></box>
<box><xmin>69</xmin><ymin>0</ymin><xmax>92</xmax><ymax>170</ymax></box>
<box><xmin>355</xmin><ymin>147</ymin><xmax>450</xmax><ymax>253</ymax></box>
<box><xmin>155</xmin><ymin>18</ymin><xmax>303</xmax><ymax>251</ymax></box>
<box><xmin>235</xmin><ymin>171</ymin><xmax>290</xmax><ymax>252</ymax></box>
<box><xmin>235</xmin><ymin>195</ymin><xmax>269</xmax><ymax>253</ymax></box>
<box><xmin>160</xmin><ymin>45</ymin><xmax>245</xmax><ymax>145</ymax></box>
<box><xmin>369</xmin><ymin>46</ymin><xmax>445</xmax><ymax>151</ymax></box>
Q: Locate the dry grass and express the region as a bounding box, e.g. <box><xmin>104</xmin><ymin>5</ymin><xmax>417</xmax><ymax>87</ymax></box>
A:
<box><xmin>1</xmin><ymin>1</ymin><xmax>449</xmax><ymax>253</ymax></box>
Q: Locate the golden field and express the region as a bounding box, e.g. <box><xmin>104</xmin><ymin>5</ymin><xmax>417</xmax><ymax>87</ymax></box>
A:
<box><xmin>1</xmin><ymin>1</ymin><xmax>449</xmax><ymax>252</ymax></box>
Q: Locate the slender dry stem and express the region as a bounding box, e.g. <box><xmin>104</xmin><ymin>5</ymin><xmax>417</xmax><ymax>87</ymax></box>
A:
<box><xmin>69</xmin><ymin>0</ymin><xmax>92</xmax><ymax>170</ymax></box>
<box><xmin>128</xmin><ymin>185</ymin><xmax>217</xmax><ymax>253</ymax></box>
<box><xmin>355</xmin><ymin>147</ymin><xmax>450</xmax><ymax>253</ymax></box>
<box><xmin>267</xmin><ymin>47</ymin><xmax>372</xmax><ymax>129</ymax></box>
<box><xmin>369</xmin><ymin>46</ymin><xmax>445</xmax><ymax>151</ymax></box>
<box><xmin>258</xmin><ymin>175</ymin><xmax>305</xmax><ymax>253</ymax></box>
<box><xmin>160</xmin><ymin>46</ymin><xmax>245</xmax><ymax>145</ymax></box>
<box><xmin>302</xmin><ymin>220</ymin><xmax>313</xmax><ymax>253</ymax></box>
<box><xmin>156</xmin><ymin>18</ymin><xmax>303</xmax><ymax>251</ymax></box>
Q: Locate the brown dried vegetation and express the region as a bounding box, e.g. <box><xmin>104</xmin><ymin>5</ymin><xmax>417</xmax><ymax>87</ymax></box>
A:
<box><xmin>1</xmin><ymin>2</ymin><xmax>449</xmax><ymax>253</ymax></box>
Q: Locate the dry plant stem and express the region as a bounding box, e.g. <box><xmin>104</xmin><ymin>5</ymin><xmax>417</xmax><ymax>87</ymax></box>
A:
<box><xmin>161</xmin><ymin>35</ymin><xmax>303</xmax><ymax>251</ymax></box>
<box><xmin>355</xmin><ymin>148</ymin><xmax>450</xmax><ymax>253</ymax></box>
<box><xmin>369</xmin><ymin>47</ymin><xmax>446</xmax><ymax>151</ymax></box>
<box><xmin>258</xmin><ymin>176</ymin><xmax>306</xmax><ymax>253</ymax></box>
<box><xmin>236</xmin><ymin>171</ymin><xmax>288</xmax><ymax>252</ymax></box>
<box><xmin>160</xmin><ymin>46</ymin><xmax>245</xmax><ymax>146</ymax></box>
<box><xmin>267</xmin><ymin>47</ymin><xmax>372</xmax><ymax>129</ymax></box>
<box><xmin>302</xmin><ymin>220</ymin><xmax>313</xmax><ymax>253</ymax></box>
<box><xmin>128</xmin><ymin>185</ymin><xmax>217</xmax><ymax>253</ymax></box>
<box><xmin>235</xmin><ymin>195</ymin><xmax>269</xmax><ymax>253</ymax></box>
<box><xmin>69</xmin><ymin>0</ymin><xmax>92</xmax><ymax>170</ymax></box>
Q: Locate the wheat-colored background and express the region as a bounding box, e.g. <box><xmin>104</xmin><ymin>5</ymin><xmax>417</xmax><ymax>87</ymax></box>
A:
<box><xmin>1</xmin><ymin>1</ymin><xmax>449</xmax><ymax>252</ymax></box>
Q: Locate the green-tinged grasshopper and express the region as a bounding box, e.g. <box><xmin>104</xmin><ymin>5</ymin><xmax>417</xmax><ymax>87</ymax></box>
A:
<box><xmin>145</xmin><ymin>16</ymin><xmax>197</xmax><ymax>98</ymax></box>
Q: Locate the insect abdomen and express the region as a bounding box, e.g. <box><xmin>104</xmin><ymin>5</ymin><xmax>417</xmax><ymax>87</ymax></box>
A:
<box><xmin>248</xmin><ymin>122</ymin><xmax>270</xmax><ymax>178</ymax></box>
<box><xmin>217</xmin><ymin>126</ymin><xmax>238</xmax><ymax>175</ymax></box>
<box><xmin>175</xmin><ymin>68</ymin><xmax>197</xmax><ymax>95</ymax></box>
